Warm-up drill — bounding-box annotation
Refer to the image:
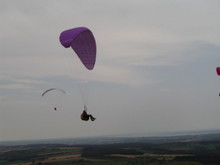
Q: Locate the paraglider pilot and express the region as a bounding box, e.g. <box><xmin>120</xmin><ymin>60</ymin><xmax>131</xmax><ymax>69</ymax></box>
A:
<box><xmin>81</xmin><ymin>106</ymin><xmax>96</xmax><ymax>121</ymax></box>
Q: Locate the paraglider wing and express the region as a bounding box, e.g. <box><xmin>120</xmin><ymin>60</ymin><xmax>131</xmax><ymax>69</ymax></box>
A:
<box><xmin>216</xmin><ymin>67</ymin><xmax>220</xmax><ymax>96</ymax></box>
<box><xmin>216</xmin><ymin>67</ymin><xmax>220</xmax><ymax>76</ymax></box>
<box><xmin>59</xmin><ymin>27</ymin><xmax>96</xmax><ymax>70</ymax></box>
<box><xmin>42</xmin><ymin>88</ymin><xmax>65</xmax><ymax>96</ymax></box>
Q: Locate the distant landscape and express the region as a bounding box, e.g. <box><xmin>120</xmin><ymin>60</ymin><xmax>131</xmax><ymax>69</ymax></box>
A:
<box><xmin>1</xmin><ymin>130</ymin><xmax>220</xmax><ymax>165</ymax></box>
<box><xmin>1</xmin><ymin>129</ymin><xmax>220</xmax><ymax>146</ymax></box>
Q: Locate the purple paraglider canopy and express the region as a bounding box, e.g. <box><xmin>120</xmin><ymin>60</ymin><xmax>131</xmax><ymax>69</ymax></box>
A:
<box><xmin>59</xmin><ymin>27</ymin><xmax>96</xmax><ymax>70</ymax></box>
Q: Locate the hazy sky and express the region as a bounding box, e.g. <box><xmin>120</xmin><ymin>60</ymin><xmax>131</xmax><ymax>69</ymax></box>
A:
<box><xmin>1</xmin><ymin>0</ymin><xmax>220</xmax><ymax>141</ymax></box>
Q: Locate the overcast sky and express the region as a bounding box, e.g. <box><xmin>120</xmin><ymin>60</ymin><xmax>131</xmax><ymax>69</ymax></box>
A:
<box><xmin>1</xmin><ymin>0</ymin><xmax>220</xmax><ymax>141</ymax></box>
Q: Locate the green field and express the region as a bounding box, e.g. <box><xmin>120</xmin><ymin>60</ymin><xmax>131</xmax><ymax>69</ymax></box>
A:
<box><xmin>1</xmin><ymin>141</ymin><xmax>220</xmax><ymax>165</ymax></box>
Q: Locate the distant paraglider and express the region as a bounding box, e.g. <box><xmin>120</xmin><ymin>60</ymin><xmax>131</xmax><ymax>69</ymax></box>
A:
<box><xmin>59</xmin><ymin>27</ymin><xmax>96</xmax><ymax>70</ymax></box>
<box><xmin>42</xmin><ymin>88</ymin><xmax>66</xmax><ymax>110</ymax></box>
